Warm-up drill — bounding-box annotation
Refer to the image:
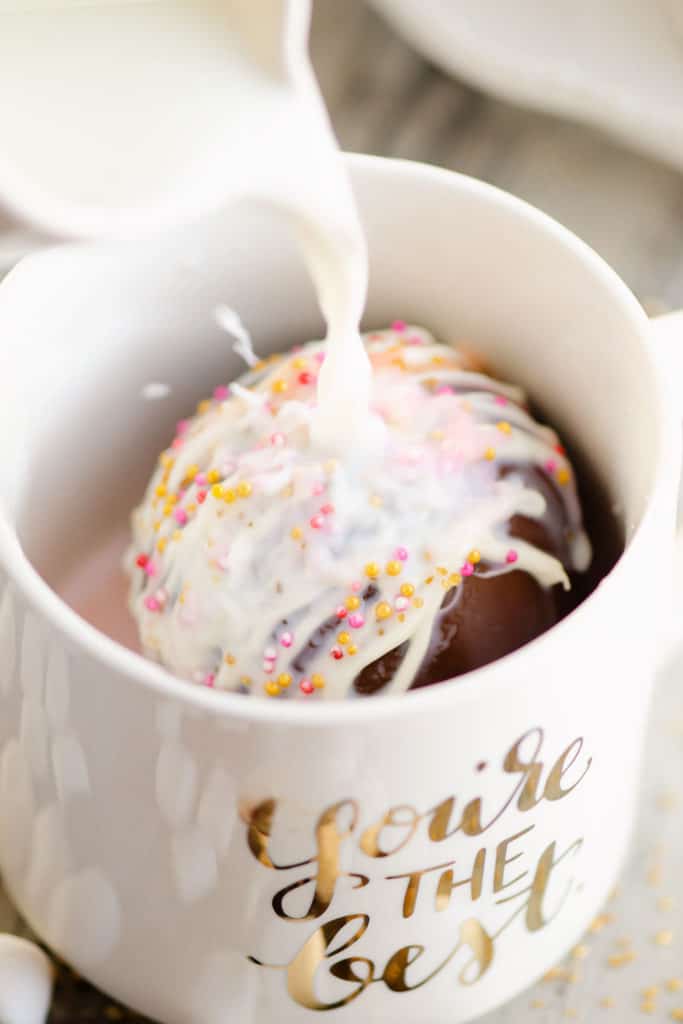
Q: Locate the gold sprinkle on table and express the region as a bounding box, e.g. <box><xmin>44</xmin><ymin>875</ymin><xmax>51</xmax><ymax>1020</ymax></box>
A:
<box><xmin>647</xmin><ymin>864</ymin><xmax>663</xmax><ymax>888</ymax></box>
<box><xmin>655</xmin><ymin>929</ymin><xmax>674</xmax><ymax>946</ymax></box>
<box><xmin>590</xmin><ymin>913</ymin><xmax>614</xmax><ymax>934</ymax></box>
<box><xmin>659</xmin><ymin>896</ymin><xmax>675</xmax><ymax>912</ymax></box>
<box><xmin>607</xmin><ymin>950</ymin><xmax>636</xmax><ymax>968</ymax></box>
<box><xmin>671</xmin><ymin>1010</ymin><xmax>683</xmax><ymax>1021</ymax></box>
<box><xmin>572</xmin><ymin>944</ymin><xmax>590</xmax><ymax>960</ymax></box>
<box><xmin>599</xmin><ymin>997</ymin><xmax>615</xmax><ymax>1009</ymax></box>
<box><xmin>667</xmin><ymin>979</ymin><xmax>683</xmax><ymax>992</ymax></box>
<box><xmin>530</xmin><ymin>999</ymin><xmax>545</xmax><ymax>1009</ymax></box>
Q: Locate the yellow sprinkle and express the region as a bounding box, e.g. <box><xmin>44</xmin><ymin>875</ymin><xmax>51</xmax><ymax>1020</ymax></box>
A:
<box><xmin>386</xmin><ymin>560</ymin><xmax>402</xmax><ymax>576</ymax></box>
<box><xmin>211</xmin><ymin>484</ymin><xmax>224</xmax><ymax>499</ymax></box>
<box><xmin>589</xmin><ymin>913</ymin><xmax>613</xmax><ymax>934</ymax></box>
<box><xmin>608</xmin><ymin>950</ymin><xmax>635</xmax><ymax>967</ymax></box>
<box><xmin>253</xmin><ymin>360</ymin><xmax>266</xmax><ymax>371</ymax></box>
<box><xmin>185</xmin><ymin>464</ymin><xmax>200</xmax><ymax>480</ymax></box>
<box><xmin>400</xmin><ymin>583</ymin><xmax>415</xmax><ymax>597</ymax></box>
<box><xmin>484</xmin><ymin>447</ymin><xmax>496</xmax><ymax>461</ymax></box>
<box><xmin>225</xmin><ymin>654</ymin><xmax>236</xmax><ymax>666</ymax></box>
<box><xmin>671</xmin><ymin>1011</ymin><xmax>683</xmax><ymax>1022</ymax></box>
<box><xmin>271</xmin><ymin>378</ymin><xmax>287</xmax><ymax>394</ymax></box>
<box><xmin>668</xmin><ymin>980</ymin><xmax>683</xmax><ymax>993</ymax></box>
<box><xmin>157</xmin><ymin>537</ymin><xmax>167</xmax><ymax>553</ymax></box>
<box><xmin>449</xmin><ymin>573</ymin><xmax>462</xmax><ymax>586</ymax></box>
<box><xmin>345</xmin><ymin>595</ymin><xmax>361</xmax><ymax>611</ymax></box>
<box><xmin>468</xmin><ymin>549</ymin><xmax>481</xmax><ymax>564</ymax></box>
<box><xmin>197</xmin><ymin>399</ymin><xmax>211</xmax><ymax>415</ymax></box>
<box><xmin>436</xmin><ymin>566</ymin><xmax>448</xmax><ymax>576</ymax></box>
<box><xmin>324</xmin><ymin>459</ymin><xmax>338</xmax><ymax>475</ymax></box>
<box><xmin>413</xmin><ymin>596</ymin><xmax>424</xmax><ymax>608</ymax></box>
<box><xmin>223</xmin><ymin>489</ymin><xmax>236</xmax><ymax>504</ymax></box>
<box><xmin>338</xmin><ymin>631</ymin><xmax>351</xmax><ymax>645</ymax></box>
<box><xmin>292</xmin><ymin>356</ymin><xmax>307</xmax><ymax>369</ymax></box>
<box><xmin>172</xmin><ymin>530</ymin><xmax>182</xmax><ymax>542</ymax></box>
<box><xmin>240</xmin><ymin>675</ymin><xmax>252</xmax><ymax>686</ymax></box>
<box><xmin>530</xmin><ymin>999</ymin><xmax>545</xmax><ymax>1009</ymax></box>
<box><xmin>599</xmin><ymin>997</ymin><xmax>615</xmax><ymax>1008</ymax></box>
<box><xmin>277</xmin><ymin>673</ymin><xmax>292</xmax><ymax>689</ymax></box>
<box><xmin>264</xmin><ymin>681</ymin><xmax>281</xmax><ymax>697</ymax></box>
<box><xmin>642</xmin><ymin>987</ymin><xmax>659</xmax><ymax>999</ymax></box>
<box><xmin>497</xmin><ymin>420</ymin><xmax>512</xmax><ymax>435</ymax></box>
<box><xmin>163</xmin><ymin>505</ymin><xmax>173</xmax><ymax>517</ymax></box>
<box><xmin>186</xmin><ymin>503</ymin><xmax>197</xmax><ymax>514</ymax></box>
<box><xmin>207</xmin><ymin>469</ymin><xmax>221</xmax><ymax>484</ymax></box>
<box><xmin>429</xmin><ymin>429</ymin><xmax>445</xmax><ymax>441</ymax></box>
<box><xmin>155</xmin><ymin>484</ymin><xmax>167</xmax><ymax>498</ymax></box>
<box><xmin>369</xmin><ymin>494</ymin><xmax>383</xmax><ymax>508</ymax></box>
<box><xmin>571</xmin><ymin>945</ymin><xmax>590</xmax><ymax>961</ymax></box>
<box><xmin>347</xmin><ymin>644</ymin><xmax>358</xmax><ymax>655</ymax></box>
<box><xmin>237</xmin><ymin>481</ymin><xmax>253</xmax><ymax>498</ymax></box>
<box><xmin>153</xmin><ymin>520</ymin><xmax>162</xmax><ymax>532</ymax></box>
<box><xmin>311</xmin><ymin>673</ymin><xmax>325</xmax><ymax>689</ymax></box>
<box><xmin>376</xmin><ymin>601</ymin><xmax>393</xmax><ymax>621</ymax></box>
<box><xmin>557</xmin><ymin>467</ymin><xmax>571</xmax><ymax>486</ymax></box>
<box><xmin>425</xmin><ymin>576</ymin><xmax>434</xmax><ymax>585</ymax></box>
<box><xmin>431</xmin><ymin>354</ymin><xmax>445</xmax><ymax>366</ymax></box>
<box><xmin>655</xmin><ymin>929</ymin><xmax>674</xmax><ymax>946</ymax></box>
<box><xmin>365</xmin><ymin>562</ymin><xmax>380</xmax><ymax>579</ymax></box>
<box><xmin>391</xmin><ymin>356</ymin><xmax>406</xmax><ymax>370</ymax></box>
<box><xmin>290</xmin><ymin>526</ymin><xmax>303</xmax><ymax>540</ymax></box>
<box><xmin>398</xmin><ymin>613</ymin><xmax>406</xmax><ymax>622</ymax></box>
<box><xmin>160</xmin><ymin>453</ymin><xmax>174</xmax><ymax>469</ymax></box>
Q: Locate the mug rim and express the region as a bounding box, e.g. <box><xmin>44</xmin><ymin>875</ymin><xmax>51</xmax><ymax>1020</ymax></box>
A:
<box><xmin>0</xmin><ymin>153</ymin><xmax>675</xmax><ymax>726</ymax></box>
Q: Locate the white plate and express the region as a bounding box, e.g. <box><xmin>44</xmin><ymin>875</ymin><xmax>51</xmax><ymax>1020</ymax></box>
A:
<box><xmin>369</xmin><ymin>0</ymin><xmax>683</xmax><ymax>171</ymax></box>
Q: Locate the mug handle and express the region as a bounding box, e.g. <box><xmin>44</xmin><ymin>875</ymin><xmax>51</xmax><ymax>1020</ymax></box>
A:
<box><xmin>650</xmin><ymin>310</ymin><xmax>683</xmax><ymax>666</ymax></box>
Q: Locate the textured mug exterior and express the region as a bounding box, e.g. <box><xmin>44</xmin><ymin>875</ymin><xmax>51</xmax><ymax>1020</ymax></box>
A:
<box><xmin>0</xmin><ymin>156</ymin><xmax>678</xmax><ymax>1023</ymax></box>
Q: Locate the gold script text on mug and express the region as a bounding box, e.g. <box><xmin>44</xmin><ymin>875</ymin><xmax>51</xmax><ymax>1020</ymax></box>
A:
<box><xmin>241</xmin><ymin>727</ymin><xmax>589</xmax><ymax>1009</ymax></box>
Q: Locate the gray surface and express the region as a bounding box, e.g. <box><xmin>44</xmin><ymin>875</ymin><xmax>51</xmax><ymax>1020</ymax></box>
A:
<box><xmin>3</xmin><ymin>1</ymin><xmax>683</xmax><ymax>1020</ymax></box>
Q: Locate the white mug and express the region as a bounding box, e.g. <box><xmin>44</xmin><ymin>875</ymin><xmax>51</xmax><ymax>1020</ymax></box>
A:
<box><xmin>0</xmin><ymin>155</ymin><xmax>681</xmax><ymax>1024</ymax></box>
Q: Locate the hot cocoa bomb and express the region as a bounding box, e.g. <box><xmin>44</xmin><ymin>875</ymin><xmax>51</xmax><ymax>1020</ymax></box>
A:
<box><xmin>126</xmin><ymin>324</ymin><xmax>618</xmax><ymax>700</ymax></box>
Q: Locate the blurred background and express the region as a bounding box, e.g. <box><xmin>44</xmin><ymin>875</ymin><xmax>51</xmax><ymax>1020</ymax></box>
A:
<box><xmin>309</xmin><ymin>0</ymin><xmax>683</xmax><ymax>313</ymax></box>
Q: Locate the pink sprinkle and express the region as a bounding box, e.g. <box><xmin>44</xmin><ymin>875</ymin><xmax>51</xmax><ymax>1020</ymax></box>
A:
<box><xmin>436</xmin><ymin>384</ymin><xmax>455</xmax><ymax>395</ymax></box>
<box><xmin>311</xmin><ymin>481</ymin><xmax>325</xmax><ymax>497</ymax></box>
<box><xmin>279</xmin><ymin>631</ymin><xmax>293</xmax><ymax>648</ymax></box>
<box><xmin>395</xmin><ymin>596</ymin><xmax>409</xmax><ymax>612</ymax></box>
<box><xmin>214</xmin><ymin>385</ymin><xmax>230</xmax><ymax>400</ymax></box>
<box><xmin>195</xmin><ymin>473</ymin><xmax>207</xmax><ymax>486</ymax></box>
<box><xmin>270</xmin><ymin>432</ymin><xmax>286</xmax><ymax>447</ymax></box>
<box><xmin>391</xmin><ymin>319</ymin><xmax>406</xmax><ymax>332</ymax></box>
<box><xmin>506</xmin><ymin>549</ymin><xmax>519</xmax><ymax>564</ymax></box>
<box><xmin>174</xmin><ymin>508</ymin><xmax>188</xmax><ymax>525</ymax></box>
<box><xmin>216</xmin><ymin>554</ymin><xmax>230</xmax><ymax>571</ymax></box>
<box><xmin>264</xmin><ymin>646</ymin><xmax>277</xmax><ymax>661</ymax></box>
<box><xmin>263</xmin><ymin>659</ymin><xmax>275</xmax><ymax>673</ymax></box>
<box><xmin>406</xmin><ymin>333</ymin><xmax>425</xmax><ymax>346</ymax></box>
<box><xmin>315</xmin><ymin>351</ymin><xmax>326</xmax><ymax>364</ymax></box>
<box><xmin>395</xmin><ymin>546</ymin><xmax>409</xmax><ymax>561</ymax></box>
<box><xmin>351</xmin><ymin>580</ymin><xmax>362</xmax><ymax>593</ymax></box>
<box><xmin>348</xmin><ymin>613</ymin><xmax>365</xmax><ymax>629</ymax></box>
<box><xmin>495</xmin><ymin>395</ymin><xmax>508</xmax><ymax>406</ymax></box>
<box><xmin>144</xmin><ymin>560</ymin><xmax>158</xmax><ymax>578</ymax></box>
<box><xmin>545</xmin><ymin>459</ymin><xmax>557</xmax><ymax>474</ymax></box>
<box><xmin>144</xmin><ymin>596</ymin><xmax>160</xmax><ymax>612</ymax></box>
<box><xmin>331</xmin><ymin>647</ymin><xmax>344</xmax><ymax>660</ymax></box>
<box><xmin>176</xmin><ymin>419</ymin><xmax>189</xmax><ymax>436</ymax></box>
<box><xmin>335</xmin><ymin>606</ymin><xmax>347</xmax><ymax>619</ymax></box>
<box><xmin>320</xmin><ymin>503</ymin><xmax>334</xmax><ymax>516</ymax></box>
<box><xmin>171</xmin><ymin>437</ymin><xmax>184</xmax><ymax>451</ymax></box>
<box><xmin>203</xmin><ymin>672</ymin><xmax>216</xmax><ymax>688</ymax></box>
<box><xmin>197</xmin><ymin>489</ymin><xmax>208</xmax><ymax>504</ymax></box>
<box><xmin>300</xmin><ymin>678</ymin><xmax>314</xmax><ymax>694</ymax></box>
<box><xmin>310</xmin><ymin>514</ymin><xmax>325</xmax><ymax>530</ymax></box>
<box><xmin>461</xmin><ymin>562</ymin><xmax>474</xmax><ymax>577</ymax></box>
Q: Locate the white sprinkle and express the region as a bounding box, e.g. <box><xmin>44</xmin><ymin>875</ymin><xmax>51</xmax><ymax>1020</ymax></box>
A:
<box><xmin>141</xmin><ymin>381</ymin><xmax>171</xmax><ymax>401</ymax></box>
<box><xmin>215</xmin><ymin>305</ymin><xmax>259</xmax><ymax>367</ymax></box>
